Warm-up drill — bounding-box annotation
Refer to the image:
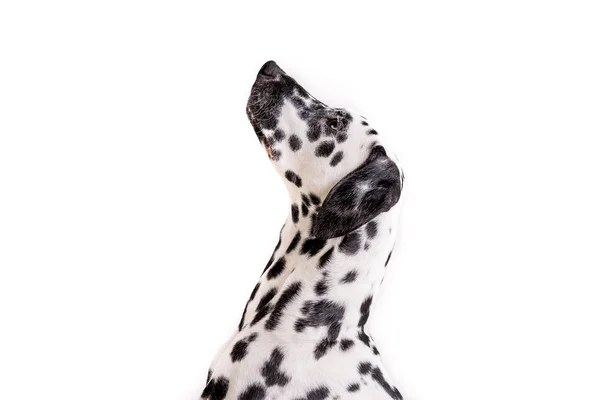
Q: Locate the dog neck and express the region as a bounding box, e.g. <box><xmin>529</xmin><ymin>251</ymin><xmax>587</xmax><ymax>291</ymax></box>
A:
<box><xmin>238</xmin><ymin>202</ymin><xmax>398</xmax><ymax>353</ymax></box>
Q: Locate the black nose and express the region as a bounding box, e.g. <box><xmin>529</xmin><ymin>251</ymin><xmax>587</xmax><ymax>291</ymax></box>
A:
<box><xmin>258</xmin><ymin>60</ymin><xmax>284</xmax><ymax>79</ymax></box>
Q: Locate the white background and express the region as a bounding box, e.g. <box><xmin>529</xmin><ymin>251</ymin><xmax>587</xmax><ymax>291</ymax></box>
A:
<box><xmin>1</xmin><ymin>1</ymin><xmax>599</xmax><ymax>400</ymax></box>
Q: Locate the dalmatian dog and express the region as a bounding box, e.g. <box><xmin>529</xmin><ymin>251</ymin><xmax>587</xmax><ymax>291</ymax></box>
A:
<box><xmin>200</xmin><ymin>61</ymin><xmax>405</xmax><ymax>400</ymax></box>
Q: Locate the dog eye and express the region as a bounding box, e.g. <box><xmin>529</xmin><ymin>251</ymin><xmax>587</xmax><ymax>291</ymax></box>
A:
<box><xmin>327</xmin><ymin>118</ymin><xmax>339</xmax><ymax>130</ymax></box>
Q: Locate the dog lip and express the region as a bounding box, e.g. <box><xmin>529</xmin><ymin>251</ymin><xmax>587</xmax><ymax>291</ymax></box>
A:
<box><xmin>261</xmin><ymin>139</ymin><xmax>274</xmax><ymax>159</ymax></box>
<box><xmin>247</xmin><ymin>106</ymin><xmax>275</xmax><ymax>160</ymax></box>
<box><xmin>246</xmin><ymin>105</ymin><xmax>269</xmax><ymax>149</ymax></box>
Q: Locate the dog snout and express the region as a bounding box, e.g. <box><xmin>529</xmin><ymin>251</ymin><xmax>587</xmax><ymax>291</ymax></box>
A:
<box><xmin>257</xmin><ymin>60</ymin><xmax>284</xmax><ymax>80</ymax></box>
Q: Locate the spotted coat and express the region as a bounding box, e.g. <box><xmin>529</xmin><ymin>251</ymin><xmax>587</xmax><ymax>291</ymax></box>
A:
<box><xmin>201</xmin><ymin>61</ymin><xmax>404</xmax><ymax>400</ymax></box>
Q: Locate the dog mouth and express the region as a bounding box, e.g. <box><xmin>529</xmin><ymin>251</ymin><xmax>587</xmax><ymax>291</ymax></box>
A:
<box><xmin>246</xmin><ymin>61</ymin><xmax>289</xmax><ymax>160</ymax></box>
<box><xmin>246</xmin><ymin>104</ymin><xmax>274</xmax><ymax>159</ymax></box>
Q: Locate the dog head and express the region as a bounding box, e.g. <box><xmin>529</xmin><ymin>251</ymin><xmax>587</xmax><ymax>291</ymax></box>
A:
<box><xmin>247</xmin><ymin>61</ymin><xmax>403</xmax><ymax>239</ymax></box>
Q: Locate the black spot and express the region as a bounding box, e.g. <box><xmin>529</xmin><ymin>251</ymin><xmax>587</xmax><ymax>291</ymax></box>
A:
<box><xmin>340</xmin><ymin>338</ymin><xmax>355</xmax><ymax>351</ymax></box>
<box><xmin>257</xmin><ymin>288</ymin><xmax>277</xmax><ymax>310</ymax></box>
<box><xmin>367</xmin><ymin>129</ymin><xmax>378</xmax><ymax>135</ymax></box>
<box><xmin>385</xmin><ymin>250</ymin><xmax>393</xmax><ymax>266</ymax></box>
<box><xmin>302</xmin><ymin>203</ymin><xmax>309</xmax><ymax>217</ymax></box>
<box><xmin>347</xmin><ymin>383</ymin><xmax>360</xmax><ymax>392</ymax></box>
<box><xmin>263</xmin><ymin>256</ymin><xmax>274</xmax><ymax>274</ymax></box>
<box><xmin>300</xmin><ymin>238</ymin><xmax>326</xmax><ymax>257</ymax></box>
<box><xmin>329</xmin><ymin>322</ymin><xmax>342</xmax><ymax>342</ymax></box>
<box><xmin>296</xmin><ymin>300</ymin><xmax>345</xmax><ymax>359</ymax></box>
<box><xmin>265</xmin><ymin>242</ymin><xmax>282</xmax><ymax>275</ymax></box>
<box><xmin>314</xmin><ymin>337</ymin><xmax>336</xmax><ymax>360</ymax></box>
<box><xmin>309</xmin><ymin>193</ymin><xmax>321</xmax><ymax>205</ymax></box>
<box><xmin>372</xmin><ymin>346</ymin><xmax>380</xmax><ymax>355</ymax></box>
<box><xmin>339</xmin><ymin>232</ymin><xmax>361</xmax><ymax>255</ymax></box>
<box><xmin>361</xmin><ymin>120</ymin><xmax>369</xmax><ymax>126</ymax></box>
<box><xmin>301</xmin><ymin>302</ymin><xmax>345</xmax><ymax>330</ymax></box>
<box><xmin>230</xmin><ymin>332</ymin><xmax>258</xmax><ymax>362</ymax></box>
<box><xmin>267</xmin><ymin>257</ymin><xmax>286</xmax><ymax>280</ymax></box>
<box><xmin>273</xmin><ymin>128</ymin><xmax>286</xmax><ymax>142</ymax></box>
<box><xmin>341</xmin><ymin>270</ymin><xmax>358</xmax><ymax>283</ymax></box>
<box><xmin>265</xmin><ymin>282</ymin><xmax>302</xmax><ymax>330</ymax></box>
<box><xmin>307</xmin><ymin>124</ymin><xmax>322</xmax><ymax>142</ymax></box>
<box><xmin>238</xmin><ymin>283</ymin><xmax>261</xmax><ymax>330</ymax></box>
<box><xmin>358</xmin><ymin>296</ymin><xmax>373</xmax><ymax>328</ymax></box>
<box><xmin>371</xmin><ymin>367</ymin><xmax>403</xmax><ymax>399</ymax></box>
<box><xmin>288</xmin><ymin>134</ymin><xmax>302</xmax><ymax>151</ymax></box>
<box><xmin>291</xmin><ymin>204</ymin><xmax>299</xmax><ymax>223</ymax></box>
<box><xmin>357</xmin><ymin>330</ymin><xmax>371</xmax><ymax>347</ymax></box>
<box><xmin>261</xmin><ymin>347</ymin><xmax>290</xmax><ymax>387</ymax></box>
<box><xmin>301</xmin><ymin>193</ymin><xmax>311</xmax><ymax>206</ymax></box>
<box><xmin>249</xmin><ymin>282</ymin><xmax>260</xmax><ymax>300</ymax></box>
<box><xmin>314</xmin><ymin>279</ymin><xmax>328</xmax><ymax>296</ymax></box>
<box><xmin>262</xmin><ymin>231</ymin><xmax>281</xmax><ymax>274</ymax></box>
<box><xmin>238</xmin><ymin>383</ymin><xmax>266</xmax><ymax>400</ymax></box>
<box><xmin>201</xmin><ymin>376</ymin><xmax>229</xmax><ymax>400</ymax></box>
<box><xmin>286</xmin><ymin>232</ymin><xmax>301</xmax><ymax>253</ymax></box>
<box><xmin>294</xmin><ymin>319</ymin><xmax>307</xmax><ymax>332</ymax></box>
<box><xmin>299</xmin><ymin>109</ymin><xmax>311</xmax><ymax>120</ymax></box>
<box><xmin>394</xmin><ymin>387</ymin><xmax>403</xmax><ymax>399</ymax></box>
<box><xmin>285</xmin><ymin>170</ymin><xmax>302</xmax><ymax>187</ymax></box>
<box><xmin>366</xmin><ymin>221</ymin><xmax>378</xmax><ymax>239</ymax></box>
<box><xmin>315</xmin><ymin>140</ymin><xmax>335</xmax><ymax>157</ymax></box>
<box><xmin>329</xmin><ymin>151</ymin><xmax>344</xmax><ymax>166</ymax></box>
<box><xmin>250</xmin><ymin>304</ymin><xmax>271</xmax><ymax>326</ymax></box>
<box><xmin>271</xmin><ymin>149</ymin><xmax>281</xmax><ymax>161</ymax></box>
<box><xmin>358</xmin><ymin>361</ymin><xmax>373</xmax><ymax>375</ymax></box>
<box><xmin>318</xmin><ymin>247</ymin><xmax>334</xmax><ymax>268</ymax></box>
<box><xmin>300</xmin><ymin>300</ymin><xmax>314</xmax><ymax>315</ymax></box>
<box><xmin>297</xmin><ymin>386</ymin><xmax>330</xmax><ymax>400</ymax></box>
<box><xmin>335</xmin><ymin>132</ymin><xmax>348</xmax><ymax>143</ymax></box>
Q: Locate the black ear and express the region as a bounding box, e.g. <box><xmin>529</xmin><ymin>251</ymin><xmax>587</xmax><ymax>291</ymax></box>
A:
<box><xmin>312</xmin><ymin>146</ymin><xmax>403</xmax><ymax>239</ymax></box>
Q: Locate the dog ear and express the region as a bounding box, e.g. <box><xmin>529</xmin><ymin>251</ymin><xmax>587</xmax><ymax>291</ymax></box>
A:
<box><xmin>312</xmin><ymin>146</ymin><xmax>403</xmax><ymax>239</ymax></box>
